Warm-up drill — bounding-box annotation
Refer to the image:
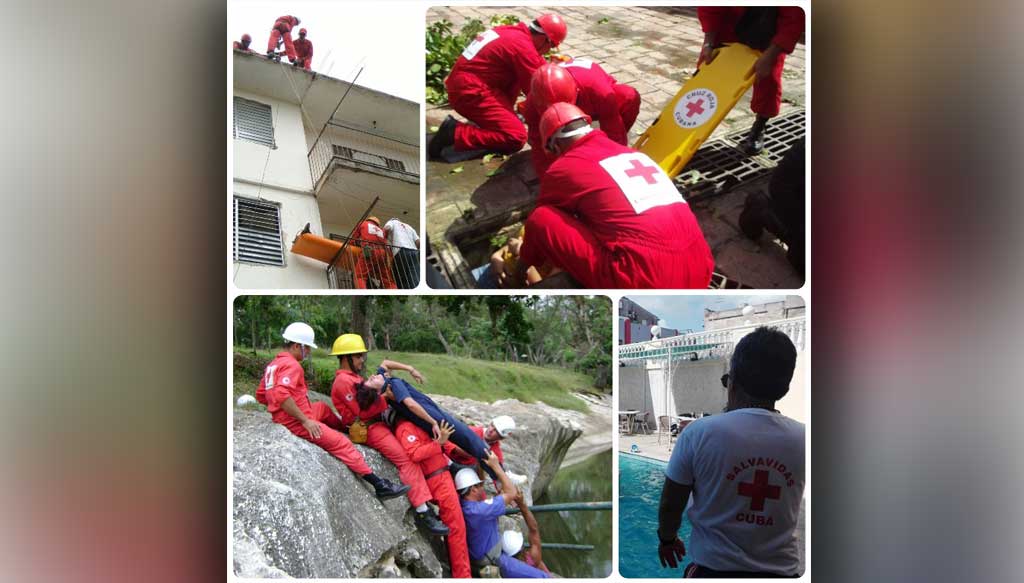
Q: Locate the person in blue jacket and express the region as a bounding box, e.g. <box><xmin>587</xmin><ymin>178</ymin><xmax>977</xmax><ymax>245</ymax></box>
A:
<box><xmin>357</xmin><ymin>368</ymin><xmax>498</xmax><ymax>481</ymax></box>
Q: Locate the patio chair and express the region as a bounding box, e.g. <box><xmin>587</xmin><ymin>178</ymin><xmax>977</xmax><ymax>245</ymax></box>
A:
<box><xmin>633</xmin><ymin>411</ymin><xmax>652</xmax><ymax>435</ymax></box>
<box><xmin>657</xmin><ymin>415</ymin><xmax>673</xmax><ymax>444</ymax></box>
<box><xmin>619</xmin><ymin>413</ymin><xmax>631</xmax><ymax>434</ymax></box>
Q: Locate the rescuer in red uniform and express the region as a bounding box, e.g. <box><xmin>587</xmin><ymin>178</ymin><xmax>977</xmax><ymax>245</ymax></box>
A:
<box><xmin>428</xmin><ymin>13</ymin><xmax>567</xmax><ymax>160</ymax></box>
<box><xmin>293</xmin><ymin>28</ymin><xmax>313</xmax><ymax>70</ymax></box>
<box><xmin>254</xmin><ymin>322</ymin><xmax>409</xmax><ymax>500</ymax></box>
<box><xmin>696</xmin><ymin>7</ymin><xmax>804</xmax><ymax>154</ymax></box>
<box><xmin>267</xmin><ymin>15</ymin><xmax>301</xmax><ymax>62</ymax></box>
<box><xmin>233</xmin><ymin>34</ymin><xmax>253</xmax><ymax>52</ymax></box>
<box><xmin>328</xmin><ymin>333</ymin><xmax>450</xmax><ymax>536</ymax></box>
<box><xmin>393</xmin><ymin>414</ymin><xmax>473</xmax><ymax>578</ymax></box>
<box><xmin>524</xmin><ymin>61</ymin><xmax>641</xmax><ymax>176</ymax></box>
<box><xmin>354</xmin><ymin>216</ymin><xmax>397</xmax><ymax>290</ymax></box>
<box><xmin>516</xmin><ymin>103</ymin><xmax>714</xmax><ymax>288</ymax></box>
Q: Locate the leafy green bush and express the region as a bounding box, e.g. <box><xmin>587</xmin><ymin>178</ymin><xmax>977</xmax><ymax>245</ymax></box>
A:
<box><xmin>426</xmin><ymin>15</ymin><xmax>521</xmax><ymax>105</ymax></box>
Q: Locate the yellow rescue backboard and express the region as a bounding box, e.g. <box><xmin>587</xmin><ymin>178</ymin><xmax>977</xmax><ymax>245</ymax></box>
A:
<box><xmin>633</xmin><ymin>43</ymin><xmax>761</xmax><ymax>178</ymax></box>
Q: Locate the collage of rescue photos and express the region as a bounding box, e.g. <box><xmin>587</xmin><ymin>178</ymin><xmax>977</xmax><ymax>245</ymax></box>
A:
<box><xmin>230</xmin><ymin>2</ymin><xmax>807</xmax><ymax>580</ymax></box>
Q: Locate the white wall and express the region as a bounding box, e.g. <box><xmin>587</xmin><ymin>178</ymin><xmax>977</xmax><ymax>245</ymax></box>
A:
<box><xmin>232</xmin><ymin>182</ymin><xmax>328</xmax><ymax>290</ymax></box>
<box><xmin>234</xmin><ymin>90</ymin><xmax>313</xmax><ymax>193</ymax></box>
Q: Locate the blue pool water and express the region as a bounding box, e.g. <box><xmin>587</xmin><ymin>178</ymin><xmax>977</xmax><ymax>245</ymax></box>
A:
<box><xmin>619</xmin><ymin>453</ymin><xmax>693</xmax><ymax>578</ymax></box>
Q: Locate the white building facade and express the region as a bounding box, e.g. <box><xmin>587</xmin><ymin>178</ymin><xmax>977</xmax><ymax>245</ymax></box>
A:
<box><xmin>232</xmin><ymin>52</ymin><xmax>420</xmax><ymax>289</ymax></box>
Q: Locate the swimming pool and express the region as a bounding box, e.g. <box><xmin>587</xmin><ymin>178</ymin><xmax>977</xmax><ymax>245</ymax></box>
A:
<box><xmin>618</xmin><ymin>453</ymin><xmax>693</xmax><ymax>578</ymax></box>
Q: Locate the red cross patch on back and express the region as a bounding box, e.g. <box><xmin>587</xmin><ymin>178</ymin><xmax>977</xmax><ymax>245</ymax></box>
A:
<box><xmin>462</xmin><ymin>29</ymin><xmax>499</xmax><ymax>60</ymax></box>
<box><xmin>598</xmin><ymin>152</ymin><xmax>684</xmax><ymax>214</ymax></box>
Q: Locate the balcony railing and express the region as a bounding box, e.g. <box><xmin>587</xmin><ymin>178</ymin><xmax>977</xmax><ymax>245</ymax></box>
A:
<box><xmin>619</xmin><ymin>317</ymin><xmax>806</xmax><ymax>363</ymax></box>
<box><xmin>325</xmin><ymin>235</ymin><xmax>419</xmax><ymax>290</ymax></box>
<box><xmin>308</xmin><ymin>124</ymin><xmax>419</xmax><ymax>191</ymax></box>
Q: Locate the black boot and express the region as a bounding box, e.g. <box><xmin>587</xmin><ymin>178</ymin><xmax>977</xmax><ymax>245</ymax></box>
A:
<box><xmin>428</xmin><ymin>115</ymin><xmax>457</xmax><ymax>160</ymax></box>
<box><xmin>415</xmin><ymin>507</ymin><xmax>451</xmax><ymax>536</ymax></box>
<box><xmin>743</xmin><ymin>115</ymin><xmax>769</xmax><ymax>155</ymax></box>
<box><xmin>364</xmin><ymin>474</ymin><xmax>411</xmax><ymax>500</ymax></box>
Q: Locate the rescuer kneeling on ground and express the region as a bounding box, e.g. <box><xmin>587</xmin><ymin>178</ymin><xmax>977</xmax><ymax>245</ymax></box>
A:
<box><xmin>656</xmin><ymin>327</ymin><xmax>805</xmax><ymax>578</ymax></box>
<box><xmin>456</xmin><ymin>457</ymin><xmax>551</xmax><ymax>578</ymax></box>
<box><xmin>512</xmin><ymin>103</ymin><xmax>714</xmax><ymax>289</ymax></box>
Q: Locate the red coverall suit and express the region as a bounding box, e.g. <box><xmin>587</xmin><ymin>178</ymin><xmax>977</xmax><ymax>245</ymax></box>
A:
<box><xmin>443</xmin><ymin>426</ymin><xmax>504</xmax><ymax>467</ymax></box>
<box><xmin>354</xmin><ymin>220</ymin><xmax>397</xmax><ymax>289</ymax></box>
<box><xmin>255</xmin><ymin>352</ymin><xmax>372</xmax><ymax>476</ymax></box>
<box><xmin>232</xmin><ymin>41</ymin><xmax>253</xmax><ymax>53</ymax></box>
<box><xmin>519</xmin><ymin>130</ymin><xmax>714</xmax><ymax>288</ymax></box>
<box><xmin>267</xmin><ymin>15</ymin><xmax>300</xmax><ymax>61</ymax></box>
<box><xmin>445</xmin><ymin>23</ymin><xmax>547</xmax><ymax>153</ymax></box>
<box><xmin>525</xmin><ymin>59</ymin><xmax>641</xmax><ymax>176</ymax></box>
<box><xmin>395</xmin><ymin>419</ymin><xmax>472</xmax><ymax>578</ymax></box>
<box><xmin>293</xmin><ymin>37</ymin><xmax>313</xmax><ymax>69</ymax></box>
<box><xmin>331</xmin><ymin>369</ymin><xmax>433</xmax><ymax>509</ymax></box>
<box><xmin>697</xmin><ymin>7</ymin><xmax>804</xmax><ymax>118</ymax></box>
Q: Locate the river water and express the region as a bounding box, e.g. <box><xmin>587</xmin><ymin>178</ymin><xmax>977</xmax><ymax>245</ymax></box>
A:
<box><xmin>531</xmin><ymin>449</ymin><xmax>613</xmax><ymax>578</ymax></box>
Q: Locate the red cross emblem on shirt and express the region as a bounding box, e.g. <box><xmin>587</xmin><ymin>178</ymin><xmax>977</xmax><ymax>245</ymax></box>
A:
<box><xmin>623</xmin><ymin>159</ymin><xmax>660</xmax><ymax>185</ymax></box>
<box><xmin>737</xmin><ymin>470</ymin><xmax>781</xmax><ymax>511</ymax></box>
<box><xmin>685</xmin><ymin>98</ymin><xmax>706</xmax><ymax>118</ymax></box>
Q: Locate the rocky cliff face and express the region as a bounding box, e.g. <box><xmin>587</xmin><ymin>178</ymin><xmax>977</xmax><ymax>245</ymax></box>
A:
<box><xmin>233</xmin><ymin>393</ymin><xmax>584</xmax><ymax>578</ymax></box>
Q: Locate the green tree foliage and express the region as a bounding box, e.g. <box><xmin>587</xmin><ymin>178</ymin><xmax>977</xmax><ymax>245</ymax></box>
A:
<box><xmin>233</xmin><ymin>296</ymin><xmax>611</xmax><ymax>389</ymax></box>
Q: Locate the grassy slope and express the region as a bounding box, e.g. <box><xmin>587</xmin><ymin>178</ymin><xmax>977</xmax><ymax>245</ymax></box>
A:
<box><xmin>233</xmin><ymin>348</ymin><xmax>598</xmax><ymax>413</ymax></box>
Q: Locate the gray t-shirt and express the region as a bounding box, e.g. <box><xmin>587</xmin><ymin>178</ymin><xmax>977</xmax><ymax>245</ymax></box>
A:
<box><xmin>665</xmin><ymin>408</ymin><xmax>805</xmax><ymax>575</ymax></box>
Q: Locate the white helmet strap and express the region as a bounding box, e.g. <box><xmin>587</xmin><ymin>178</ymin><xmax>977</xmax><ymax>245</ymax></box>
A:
<box><xmin>554</xmin><ymin>123</ymin><xmax>592</xmax><ymax>140</ymax></box>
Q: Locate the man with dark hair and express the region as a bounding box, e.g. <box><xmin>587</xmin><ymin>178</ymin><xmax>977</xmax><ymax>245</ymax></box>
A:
<box><xmin>657</xmin><ymin>327</ymin><xmax>805</xmax><ymax>578</ymax></box>
<box><xmin>254</xmin><ymin>323</ymin><xmax>409</xmax><ymax>501</ymax></box>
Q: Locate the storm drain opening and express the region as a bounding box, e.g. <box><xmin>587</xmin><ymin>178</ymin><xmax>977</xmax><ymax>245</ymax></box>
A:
<box><xmin>674</xmin><ymin>109</ymin><xmax>805</xmax><ymax>202</ymax></box>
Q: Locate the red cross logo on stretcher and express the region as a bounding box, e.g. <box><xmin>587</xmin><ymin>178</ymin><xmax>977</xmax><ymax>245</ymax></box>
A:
<box><xmin>673</xmin><ymin>88</ymin><xmax>718</xmax><ymax>129</ymax></box>
<box><xmin>598</xmin><ymin>152</ymin><xmax>684</xmax><ymax>215</ymax></box>
<box><xmin>737</xmin><ymin>470</ymin><xmax>782</xmax><ymax>511</ymax></box>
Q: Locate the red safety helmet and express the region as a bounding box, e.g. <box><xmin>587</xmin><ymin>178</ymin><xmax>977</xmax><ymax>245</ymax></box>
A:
<box><xmin>241</xmin><ymin>33</ymin><xmax>252</xmax><ymax>42</ymax></box>
<box><xmin>530</xmin><ymin>64</ymin><xmax>577</xmax><ymax>110</ymax></box>
<box><xmin>540</xmin><ymin>102</ymin><xmax>592</xmax><ymax>152</ymax></box>
<box><xmin>299</xmin><ymin>28</ymin><xmax>307</xmax><ymax>36</ymax></box>
<box><xmin>533</xmin><ymin>13</ymin><xmax>567</xmax><ymax>47</ymax></box>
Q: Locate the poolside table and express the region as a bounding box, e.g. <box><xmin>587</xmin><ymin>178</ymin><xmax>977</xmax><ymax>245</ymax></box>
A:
<box><xmin>619</xmin><ymin>410</ymin><xmax>639</xmax><ymax>435</ymax></box>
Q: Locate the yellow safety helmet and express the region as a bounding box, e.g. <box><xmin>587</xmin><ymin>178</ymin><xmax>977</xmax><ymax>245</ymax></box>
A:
<box><xmin>330</xmin><ymin>333</ymin><xmax>368</xmax><ymax>355</ymax></box>
<box><xmin>367</xmin><ymin>216</ymin><xmax>382</xmax><ymax>226</ymax></box>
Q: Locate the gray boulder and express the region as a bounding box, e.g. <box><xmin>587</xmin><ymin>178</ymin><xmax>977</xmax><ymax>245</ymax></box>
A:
<box><xmin>233</xmin><ymin>393</ymin><xmax>583</xmax><ymax>578</ymax></box>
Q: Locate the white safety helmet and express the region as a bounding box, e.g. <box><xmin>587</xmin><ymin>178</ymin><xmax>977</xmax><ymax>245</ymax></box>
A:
<box><xmin>454</xmin><ymin>468</ymin><xmax>483</xmax><ymax>493</ymax></box>
<box><xmin>501</xmin><ymin>530</ymin><xmax>525</xmax><ymax>557</ymax></box>
<box><xmin>282</xmin><ymin>322</ymin><xmax>317</xmax><ymax>348</ymax></box>
<box><xmin>492</xmin><ymin>415</ymin><xmax>516</xmax><ymax>437</ymax></box>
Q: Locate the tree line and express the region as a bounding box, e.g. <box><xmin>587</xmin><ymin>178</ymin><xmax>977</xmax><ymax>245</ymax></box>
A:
<box><xmin>234</xmin><ymin>296</ymin><xmax>612</xmax><ymax>388</ymax></box>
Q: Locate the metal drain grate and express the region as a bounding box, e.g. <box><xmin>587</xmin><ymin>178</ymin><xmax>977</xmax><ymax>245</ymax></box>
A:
<box><xmin>708</xmin><ymin>271</ymin><xmax>754</xmax><ymax>289</ymax></box>
<box><xmin>723</xmin><ymin>109</ymin><xmax>806</xmax><ymax>165</ymax></box>
<box><xmin>675</xmin><ymin>109</ymin><xmax>805</xmax><ymax>201</ymax></box>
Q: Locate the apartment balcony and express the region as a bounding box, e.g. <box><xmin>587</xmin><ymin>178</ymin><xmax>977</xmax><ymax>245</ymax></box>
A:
<box><xmin>324</xmin><ymin>234</ymin><xmax>419</xmax><ymax>290</ymax></box>
<box><xmin>308</xmin><ymin>123</ymin><xmax>420</xmax><ymax>240</ymax></box>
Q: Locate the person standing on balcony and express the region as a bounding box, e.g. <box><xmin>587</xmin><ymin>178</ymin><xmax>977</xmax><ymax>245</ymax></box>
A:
<box><xmin>328</xmin><ymin>334</ymin><xmax>451</xmax><ymax>537</ymax></box>
<box><xmin>266</xmin><ymin>15</ymin><xmax>301</xmax><ymax>62</ymax></box>
<box><xmin>232</xmin><ymin>33</ymin><xmax>253</xmax><ymax>52</ymax></box>
<box><xmin>696</xmin><ymin>7</ymin><xmax>804</xmax><ymax>154</ymax></box>
<box><xmin>384</xmin><ymin>218</ymin><xmax>420</xmax><ymax>289</ymax></box>
<box><xmin>511</xmin><ymin>103</ymin><xmax>714</xmax><ymax>288</ymax></box>
<box><xmin>253</xmin><ymin>322</ymin><xmax>410</xmax><ymax>501</ymax></box>
<box><xmin>428</xmin><ymin>13</ymin><xmax>567</xmax><ymax>160</ymax></box>
<box><xmin>293</xmin><ymin>28</ymin><xmax>313</xmax><ymax>70</ymax></box>
<box><xmin>354</xmin><ymin>216</ymin><xmax>397</xmax><ymax>289</ymax></box>
<box><xmin>656</xmin><ymin>327</ymin><xmax>805</xmax><ymax>578</ymax></box>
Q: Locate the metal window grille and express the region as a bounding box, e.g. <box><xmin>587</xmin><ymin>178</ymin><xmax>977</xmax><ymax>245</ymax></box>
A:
<box><xmin>332</xmin><ymin>145</ymin><xmax>354</xmax><ymax>158</ymax></box>
<box><xmin>233</xmin><ymin>97</ymin><xmax>276</xmax><ymax>148</ymax></box>
<box><xmin>385</xmin><ymin>158</ymin><xmax>406</xmax><ymax>172</ymax></box>
<box><xmin>330</xmin><ymin>144</ymin><xmax>407</xmax><ymax>173</ymax></box>
<box><xmin>233</xmin><ymin>197</ymin><xmax>285</xmax><ymax>266</ymax></box>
